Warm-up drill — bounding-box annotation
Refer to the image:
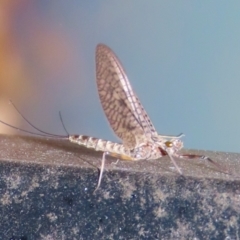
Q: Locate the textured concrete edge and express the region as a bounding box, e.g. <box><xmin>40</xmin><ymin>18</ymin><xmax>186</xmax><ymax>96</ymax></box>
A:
<box><xmin>0</xmin><ymin>134</ymin><xmax>240</xmax><ymax>239</ymax></box>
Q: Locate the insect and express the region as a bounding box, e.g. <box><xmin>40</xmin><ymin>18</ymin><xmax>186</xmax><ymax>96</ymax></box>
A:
<box><xmin>67</xmin><ymin>44</ymin><xmax>226</xmax><ymax>191</ymax></box>
<box><xmin>0</xmin><ymin>44</ymin><xmax>227</xmax><ymax>192</ymax></box>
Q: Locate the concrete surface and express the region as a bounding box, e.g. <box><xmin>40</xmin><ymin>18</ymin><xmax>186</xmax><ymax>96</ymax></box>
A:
<box><xmin>0</xmin><ymin>134</ymin><xmax>239</xmax><ymax>240</ymax></box>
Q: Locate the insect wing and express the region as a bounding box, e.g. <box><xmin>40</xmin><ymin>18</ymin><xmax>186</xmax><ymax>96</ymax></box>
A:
<box><xmin>96</xmin><ymin>44</ymin><xmax>157</xmax><ymax>149</ymax></box>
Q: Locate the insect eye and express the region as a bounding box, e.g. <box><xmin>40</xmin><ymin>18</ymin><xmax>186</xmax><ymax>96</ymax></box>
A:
<box><xmin>165</xmin><ymin>141</ymin><xmax>172</xmax><ymax>147</ymax></box>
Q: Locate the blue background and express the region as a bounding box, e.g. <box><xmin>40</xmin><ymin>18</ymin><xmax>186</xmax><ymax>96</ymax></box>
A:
<box><xmin>5</xmin><ymin>1</ymin><xmax>240</xmax><ymax>153</ymax></box>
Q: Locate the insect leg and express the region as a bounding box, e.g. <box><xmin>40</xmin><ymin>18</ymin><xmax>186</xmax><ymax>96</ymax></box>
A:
<box><xmin>179</xmin><ymin>154</ymin><xmax>230</xmax><ymax>174</ymax></box>
<box><xmin>158</xmin><ymin>133</ymin><xmax>185</xmax><ymax>139</ymax></box>
<box><xmin>166</xmin><ymin>151</ymin><xmax>183</xmax><ymax>174</ymax></box>
<box><xmin>93</xmin><ymin>151</ymin><xmax>108</xmax><ymax>193</ymax></box>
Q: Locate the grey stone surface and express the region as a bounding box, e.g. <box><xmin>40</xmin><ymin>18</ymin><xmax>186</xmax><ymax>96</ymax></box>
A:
<box><xmin>0</xmin><ymin>134</ymin><xmax>239</xmax><ymax>240</ymax></box>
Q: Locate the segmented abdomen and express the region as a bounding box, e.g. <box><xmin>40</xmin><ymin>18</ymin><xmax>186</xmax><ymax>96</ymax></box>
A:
<box><xmin>69</xmin><ymin>135</ymin><xmax>131</xmax><ymax>158</ymax></box>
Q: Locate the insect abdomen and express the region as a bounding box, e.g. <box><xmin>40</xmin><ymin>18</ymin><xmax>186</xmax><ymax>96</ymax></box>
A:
<box><xmin>69</xmin><ymin>135</ymin><xmax>127</xmax><ymax>155</ymax></box>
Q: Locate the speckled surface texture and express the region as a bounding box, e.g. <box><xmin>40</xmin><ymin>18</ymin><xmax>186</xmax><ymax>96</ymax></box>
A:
<box><xmin>0</xmin><ymin>134</ymin><xmax>240</xmax><ymax>240</ymax></box>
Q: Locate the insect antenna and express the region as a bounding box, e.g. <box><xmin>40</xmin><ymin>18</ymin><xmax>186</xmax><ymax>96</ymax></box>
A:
<box><xmin>0</xmin><ymin>100</ymin><xmax>68</xmax><ymax>139</ymax></box>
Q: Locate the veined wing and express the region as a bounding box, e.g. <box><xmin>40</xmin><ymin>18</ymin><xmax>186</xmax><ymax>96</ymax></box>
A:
<box><xmin>96</xmin><ymin>44</ymin><xmax>157</xmax><ymax>149</ymax></box>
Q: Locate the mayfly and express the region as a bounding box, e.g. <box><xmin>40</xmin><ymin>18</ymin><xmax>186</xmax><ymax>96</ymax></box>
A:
<box><xmin>0</xmin><ymin>44</ymin><xmax>226</xmax><ymax>191</ymax></box>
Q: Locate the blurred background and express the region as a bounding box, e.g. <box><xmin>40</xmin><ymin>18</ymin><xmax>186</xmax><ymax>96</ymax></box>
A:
<box><xmin>0</xmin><ymin>1</ymin><xmax>240</xmax><ymax>153</ymax></box>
